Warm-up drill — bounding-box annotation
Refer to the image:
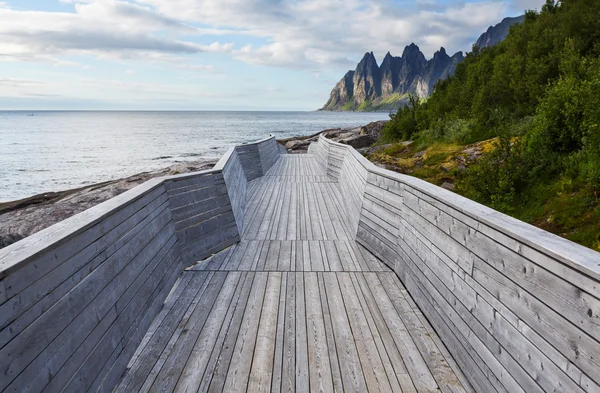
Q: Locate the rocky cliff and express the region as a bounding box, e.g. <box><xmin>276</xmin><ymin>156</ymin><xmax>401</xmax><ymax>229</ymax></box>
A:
<box><xmin>320</xmin><ymin>44</ymin><xmax>463</xmax><ymax>111</ymax></box>
<box><xmin>321</xmin><ymin>15</ymin><xmax>523</xmax><ymax>111</ymax></box>
<box><xmin>475</xmin><ymin>15</ymin><xmax>525</xmax><ymax>49</ymax></box>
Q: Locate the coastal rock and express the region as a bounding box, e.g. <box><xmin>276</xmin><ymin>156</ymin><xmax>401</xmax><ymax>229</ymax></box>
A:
<box><xmin>339</xmin><ymin>134</ymin><xmax>375</xmax><ymax>149</ymax></box>
<box><xmin>0</xmin><ymin>159</ymin><xmax>216</xmax><ymax>249</ymax></box>
<box><xmin>0</xmin><ymin>234</ymin><xmax>24</xmax><ymax>248</ymax></box>
<box><xmin>277</xmin><ymin>120</ymin><xmax>388</xmax><ymax>153</ymax></box>
<box><xmin>359</xmin><ymin>120</ymin><xmax>388</xmax><ymax>139</ymax></box>
<box><xmin>285</xmin><ymin>139</ymin><xmax>311</xmax><ymax>150</ymax></box>
<box><xmin>441</xmin><ymin>182</ymin><xmax>456</xmax><ymax>191</ymax></box>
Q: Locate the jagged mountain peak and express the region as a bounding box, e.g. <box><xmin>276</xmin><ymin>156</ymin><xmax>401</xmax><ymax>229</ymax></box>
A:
<box><xmin>360</xmin><ymin>51</ymin><xmax>376</xmax><ymax>61</ymax></box>
<box><xmin>402</xmin><ymin>43</ymin><xmax>422</xmax><ymax>58</ymax></box>
<box><xmin>434</xmin><ymin>47</ymin><xmax>448</xmax><ymax>58</ymax></box>
<box><xmin>320</xmin><ymin>14</ymin><xmax>523</xmax><ymax>111</ymax></box>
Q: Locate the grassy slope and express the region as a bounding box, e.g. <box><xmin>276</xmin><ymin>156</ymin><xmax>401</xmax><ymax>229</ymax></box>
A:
<box><xmin>333</xmin><ymin>92</ymin><xmax>409</xmax><ymax>112</ymax></box>
<box><xmin>367</xmin><ymin>140</ymin><xmax>600</xmax><ymax>251</ymax></box>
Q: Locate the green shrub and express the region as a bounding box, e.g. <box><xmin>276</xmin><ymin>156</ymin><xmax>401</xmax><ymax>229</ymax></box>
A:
<box><xmin>443</xmin><ymin>118</ymin><xmax>475</xmax><ymax>144</ymax></box>
<box><xmin>461</xmin><ymin>135</ymin><xmax>531</xmax><ymax>212</ymax></box>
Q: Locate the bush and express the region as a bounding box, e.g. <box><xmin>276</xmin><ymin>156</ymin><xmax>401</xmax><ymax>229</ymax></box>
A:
<box><xmin>443</xmin><ymin>118</ymin><xmax>475</xmax><ymax>144</ymax></box>
<box><xmin>381</xmin><ymin>94</ymin><xmax>422</xmax><ymax>142</ymax></box>
<box><xmin>461</xmin><ymin>135</ymin><xmax>531</xmax><ymax>212</ymax></box>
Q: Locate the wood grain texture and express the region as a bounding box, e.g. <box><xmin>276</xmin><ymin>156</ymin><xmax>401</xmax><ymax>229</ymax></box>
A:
<box><xmin>110</xmin><ymin>152</ymin><xmax>469</xmax><ymax>393</ymax></box>
<box><xmin>0</xmin><ymin>136</ymin><xmax>283</xmax><ymax>393</ymax></box>
<box><xmin>12</xmin><ymin>133</ymin><xmax>596</xmax><ymax>393</ymax></box>
<box><xmin>311</xmin><ymin>135</ymin><xmax>600</xmax><ymax>393</ymax></box>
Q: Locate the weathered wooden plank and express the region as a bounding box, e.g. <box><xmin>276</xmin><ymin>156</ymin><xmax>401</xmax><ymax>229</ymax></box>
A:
<box><xmin>395</xmin><ymin>237</ymin><xmax>516</xmax><ymax>393</ymax></box>
<box><xmin>302</xmin><ymin>241</ymin><xmax>311</xmax><ymax>271</ymax></box>
<box><xmin>271</xmin><ymin>273</ymin><xmax>288</xmax><ymax>393</ymax></box>
<box><xmin>281</xmin><ymin>272</ymin><xmax>296</xmax><ymax>393</ymax></box>
<box><xmin>222</xmin><ymin>272</ymin><xmax>268</xmax><ymax>393</ymax></box>
<box><xmin>171</xmin><ymin>272</ymin><xmax>241</xmax><ymax>393</ymax></box>
<box><xmin>317</xmin><ymin>272</ymin><xmax>344</xmax><ymax>393</ymax></box>
<box><xmin>295</xmin><ymin>272</ymin><xmax>310</xmax><ymax>392</ymax></box>
<box><xmin>323</xmin><ymin>241</ymin><xmax>343</xmax><ymax>271</ymax></box>
<box><xmin>304</xmin><ymin>272</ymin><xmax>334</xmax><ymax>393</ymax></box>
<box><xmin>391</xmin><ymin>274</ymin><xmax>476</xmax><ymax>393</ymax></box>
<box><xmin>309</xmin><ymin>241</ymin><xmax>325</xmax><ymax>271</ymax></box>
<box><xmin>203</xmin><ymin>272</ymin><xmax>255</xmax><ymax>393</ymax></box>
<box><xmin>93</xmin><ymin>251</ymin><xmax>185</xmax><ymax>393</ymax></box>
<box><xmin>276</xmin><ymin>181</ymin><xmax>292</xmax><ymax>240</ymax></box>
<box><xmin>236</xmin><ymin>240</ymin><xmax>260</xmax><ymax>271</ymax></box>
<box><xmin>400</xmin><ymin>217</ymin><xmax>584</xmax><ymax>393</ymax></box>
<box><xmin>354</xmin><ymin>272</ymin><xmax>418</xmax><ymax>393</ymax></box>
<box><xmin>0</xmin><ymin>180</ymin><xmax>166</xmax><ymax>280</ymax></box>
<box><xmin>265</xmin><ymin>240</ymin><xmax>282</xmax><ymax>271</ymax></box>
<box><xmin>349</xmin><ymin>272</ymin><xmax>403</xmax><ymax>393</ymax></box>
<box><xmin>337</xmin><ymin>272</ymin><xmax>393</xmax><ymax>392</ymax></box>
<box><xmin>295</xmin><ymin>240</ymin><xmax>304</xmax><ymax>272</ymax></box>
<box><xmin>114</xmin><ymin>271</ymin><xmax>212</xmax><ymax>393</ymax></box>
<box><xmin>278</xmin><ymin>240</ymin><xmax>292</xmax><ymax>271</ymax></box>
<box><xmin>322</xmin><ymin>272</ymin><xmax>367</xmax><ymax>393</ymax></box>
<box><xmin>0</xmin><ymin>188</ymin><xmax>168</xmax><ymax>319</ymax></box>
<box><xmin>376</xmin><ymin>272</ymin><xmax>469</xmax><ymax>393</ymax></box>
<box><xmin>335</xmin><ymin>240</ymin><xmax>360</xmax><ymax>271</ymax></box>
<box><xmin>248</xmin><ymin>272</ymin><xmax>282</xmax><ymax>392</ymax></box>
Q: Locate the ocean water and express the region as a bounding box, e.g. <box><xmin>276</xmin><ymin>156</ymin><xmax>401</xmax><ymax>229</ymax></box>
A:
<box><xmin>0</xmin><ymin>111</ymin><xmax>389</xmax><ymax>202</ymax></box>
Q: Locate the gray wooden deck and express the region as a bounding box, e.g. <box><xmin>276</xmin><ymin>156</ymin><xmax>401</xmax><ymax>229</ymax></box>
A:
<box><xmin>114</xmin><ymin>154</ymin><xmax>473</xmax><ymax>393</ymax></box>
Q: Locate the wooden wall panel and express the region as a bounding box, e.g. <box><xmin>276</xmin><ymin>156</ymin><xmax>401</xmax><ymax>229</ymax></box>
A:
<box><xmin>310</xmin><ymin>135</ymin><xmax>600</xmax><ymax>393</ymax></box>
<box><xmin>0</xmin><ymin>183</ymin><xmax>183</xmax><ymax>393</ymax></box>
<box><xmin>0</xmin><ymin>135</ymin><xmax>282</xmax><ymax>393</ymax></box>
<box><xmin>258</xmin><ymin>137</ymin><xmax>280</xmax><ymax>175</ymax></box>
<box><xmin>222</xmin><ymin>149</ymin><xmax>247</xmax><ymax>234</ymax></box>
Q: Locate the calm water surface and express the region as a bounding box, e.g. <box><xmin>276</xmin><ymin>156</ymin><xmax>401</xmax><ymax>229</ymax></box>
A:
<box><xmin>0</xmin><ymin>111</ymin><xmax>389</xmax><ymax>201</ymax></box>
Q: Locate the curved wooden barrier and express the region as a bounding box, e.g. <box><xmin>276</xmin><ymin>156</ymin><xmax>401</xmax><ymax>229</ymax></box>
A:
<box><xmin>309</xmin><ymin>134</ymin><xmax>600</xmax><ymax>393</ymax></box>
<box><xmin>0</xmin><ymin>136</ymin><xmax>281</xmax><ymax>393</ymax></box>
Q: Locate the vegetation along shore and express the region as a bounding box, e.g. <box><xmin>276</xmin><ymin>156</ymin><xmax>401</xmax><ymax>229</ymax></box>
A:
<box><xmin>371</xmin><ymin>0</ymin><xmax>600</xmax><ymax>251</ymax></box>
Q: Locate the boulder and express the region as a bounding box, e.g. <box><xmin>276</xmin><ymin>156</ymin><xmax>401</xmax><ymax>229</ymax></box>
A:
<box><xmin>0</xmin><ymin>234</ymin><xmax>24</xmax><ymax>249</ymax></box>
<box><xmin>359</xmin><ymin>120</ymin><xmax>388</xmax><ymax>139</ymax></box>
<box><xmin>339</xmin><ymin>134</ymin><xmax>376</xmax><ymax>149</ymax></box>
<box><xmin>441</xmin><ymin>182</ymin><xmax>456</xmax><ymax>191</ymax></box>
<box><xmin>285</xmin><ymin>139</ymin><xmax>311</xmax><ymax>150</ymax></box>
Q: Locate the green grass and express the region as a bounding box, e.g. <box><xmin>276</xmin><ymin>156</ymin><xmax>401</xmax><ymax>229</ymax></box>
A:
<box><xmin>341</xmin><ymin>101</ymin><xmax>356</xmax><ymax>111</ymax></box>
<box><xmin>512</xmin><ymin>178</ymin><xmax>600</xmax><ymax>250</ymax></box>
<box><xmin>356</xmin><ymin>100</ymin><xmax>373</xmax><ymax>111</ymax></box>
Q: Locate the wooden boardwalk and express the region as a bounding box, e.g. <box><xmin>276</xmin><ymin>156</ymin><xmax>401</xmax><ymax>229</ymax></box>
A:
<box><xmin>115</xmin><ymin>154</ymin><xmax>473</xmax><ymax>393</ymax></box>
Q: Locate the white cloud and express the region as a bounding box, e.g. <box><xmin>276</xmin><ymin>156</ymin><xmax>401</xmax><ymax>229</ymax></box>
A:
<box><xmin>511</xmin><ymin>0</ymin><xmax>545</xmax><ymax>11</ymax></box>
<box><xmin>0</xmin><ymin>1</ymin><xmax>234</xmax><ymax>66</ymax></box>
<box><xmin>0</xmin><ymin>0</ymin><xmax>545</xmax><ymax>72</ymax></box>
<box><xmin>138</xmin><ymin>0</ymin><xmax>511</xmax><ymax>67</ymax></box>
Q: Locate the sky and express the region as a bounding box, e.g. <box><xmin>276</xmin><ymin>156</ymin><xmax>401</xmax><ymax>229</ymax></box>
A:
<box><xmin>0</xmin><ymin>0</ymin><xmax>545</xmax><ymax>111</ymax></box>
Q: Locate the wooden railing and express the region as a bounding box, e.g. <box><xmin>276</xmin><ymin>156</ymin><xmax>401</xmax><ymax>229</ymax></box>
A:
<box><xmin>0</xmin><ymin>136</ymin><xmax>281</xmax><ymax>393</ymax></box>
<box><xmin>310</xmin><ymin>134</ymin><xmax>600</xmax><ymax>393</ymax></box>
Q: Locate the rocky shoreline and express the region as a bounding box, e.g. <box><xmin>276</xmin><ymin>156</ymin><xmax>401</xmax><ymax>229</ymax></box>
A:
<box><xmin>278</xmin><ymin>120</ymin><xmax>388</xmax><ymax>153</ymax></box>
<box><xmin>0</xmin><ymin>159</ymin><xmax>217</xmax><ymax>249</ymax></box>
<box><xmin>0</xmin><ymin>120</ymin><xmax>388</xmax><ymax>249</ymax></box>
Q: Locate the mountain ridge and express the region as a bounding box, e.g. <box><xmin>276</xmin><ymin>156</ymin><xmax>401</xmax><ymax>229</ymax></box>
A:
<box><xmin>320</xmin><ymin>15</ymin><xmax>524</xmax><ymax>112</ymax></box>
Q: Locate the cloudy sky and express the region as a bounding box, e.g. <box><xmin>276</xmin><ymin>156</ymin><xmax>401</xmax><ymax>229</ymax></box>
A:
<box><xmin>0</xmin><ymin>0</ymin><xmax>544</xmax><ymax>110</ymax></box>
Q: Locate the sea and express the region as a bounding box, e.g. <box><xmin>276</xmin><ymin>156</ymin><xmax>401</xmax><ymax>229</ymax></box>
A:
<box><xmin>0</xmin><ymin>111</ymin><xmax>389</xmax><ymax>202</ymax></box>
